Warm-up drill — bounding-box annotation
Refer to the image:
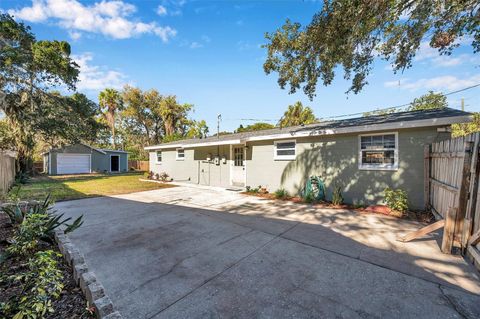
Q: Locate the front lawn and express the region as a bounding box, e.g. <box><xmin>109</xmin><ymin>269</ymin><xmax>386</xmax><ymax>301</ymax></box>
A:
<box><xmin>11</xmin><ymin>172</ymin><xmax>175</xmax><ymax>202</ymax></box>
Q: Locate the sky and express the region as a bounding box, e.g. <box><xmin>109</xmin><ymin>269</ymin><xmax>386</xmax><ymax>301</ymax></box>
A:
<box><xmin>2</xmin><ymin>0</ymin><xmax>480</xmax><ymax>132</ymax></box>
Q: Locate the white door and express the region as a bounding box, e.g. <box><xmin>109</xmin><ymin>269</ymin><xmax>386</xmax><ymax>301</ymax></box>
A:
<box><xmin>231</xmin><ymin>146</ymin><xmax>245</xmax><ymax>186</ymax></box>
<box><xmin>57</xmin><ymin>154</ymin><xmax>90</xmax><ymax>174</ymax></box>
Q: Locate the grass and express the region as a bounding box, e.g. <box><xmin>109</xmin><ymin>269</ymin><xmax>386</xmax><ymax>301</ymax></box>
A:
<box><xmin>11</xmin><ymin>172</ymin><xmax>175</xmax><ymax>202</ymax></box>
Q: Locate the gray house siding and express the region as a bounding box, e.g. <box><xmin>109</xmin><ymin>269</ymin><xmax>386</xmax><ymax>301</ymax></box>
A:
<box><xmin>246</xmin><ymin>127</ymin><xmax>449</xmax><ymax>209</ymax></box>
<box><xmin>149</xmin><ymin>127</ymin><xmax>449</xmax><ymax>209</ymax></box>
<box><xmin>150</xmin><ymin>145</ymin><xmax>232</xmax><ymax>187</ymax></box>
<box><xmin>47</xmin><ymin>144</ymin><xmax>128</xmax><ymax>175</ymax></box>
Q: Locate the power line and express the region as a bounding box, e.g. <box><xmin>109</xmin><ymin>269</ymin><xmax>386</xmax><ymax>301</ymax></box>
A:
<box><xmin>223</xmin><ymin>82</ymin><xmax>480</xmax><ymax>123</ymax></box>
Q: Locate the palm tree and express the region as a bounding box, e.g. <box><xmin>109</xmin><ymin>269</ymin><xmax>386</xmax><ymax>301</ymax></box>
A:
<box><xmin>99</xmin><ymin>88</ymin><xmax>122</xmax><ymax>148</ymax></box>
<box><xmin>278</xmin><ymin>101</ymin><xmax>317</xmax><ymax>127</ymax></box>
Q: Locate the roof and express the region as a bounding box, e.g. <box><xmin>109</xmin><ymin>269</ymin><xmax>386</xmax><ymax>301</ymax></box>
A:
<box><xmin>44</xmin><ymin>143</ymin><xmax>128</xmax><ymax>155</ymax></box>
<box><xmin>102</xmin><ymin>149</ymin><xmax>129</xmax><ymax>154</ymax></box>
<box><xmin>145</xmin><ymin>107</ymin><xmax>472</xmax><ymax>150</ymax></box>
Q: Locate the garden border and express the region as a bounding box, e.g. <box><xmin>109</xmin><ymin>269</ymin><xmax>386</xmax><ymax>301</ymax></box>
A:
<box><xmin>54</xmin><ymin>229</ymin><xmax>123</xmax><ymax>319</ymax></box>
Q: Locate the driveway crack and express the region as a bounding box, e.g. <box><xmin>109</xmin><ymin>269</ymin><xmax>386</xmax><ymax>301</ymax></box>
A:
<box><xmin>438</xmin><ymin>285</ymin><xmax>469</xmax><ymax>319</ymax></box>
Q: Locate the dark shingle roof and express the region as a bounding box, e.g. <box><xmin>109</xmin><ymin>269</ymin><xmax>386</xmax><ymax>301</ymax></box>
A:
<box><xmin>152</xmin><ymin>107</ymin><xmax>471</xmax><ymax>148</ymax></box>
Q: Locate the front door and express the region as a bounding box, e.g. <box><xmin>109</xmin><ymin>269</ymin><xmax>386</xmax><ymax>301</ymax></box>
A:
<box><xmin>231</xmin><ymin>146</ymin><xmax>245</xmax><ymax>186</ymax></box>
<box><xmin>110</xmin><ymin>155</ymin><xmax>120</xmax><ymax>172</ymax></box>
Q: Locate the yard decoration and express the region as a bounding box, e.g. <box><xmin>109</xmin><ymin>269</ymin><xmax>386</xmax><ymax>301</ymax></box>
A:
<box><xmin>302</xmin><ymin>176</ymin><xmax>325</xmax><ymax>202</ymax></box>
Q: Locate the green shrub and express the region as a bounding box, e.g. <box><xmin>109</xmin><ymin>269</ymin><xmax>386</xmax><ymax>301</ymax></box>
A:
<box><xmin>303</xmin><ymin>190</ymin><xmax>315</xmax><ymax>203</ymax></box>
<box><xmin>331</xmin><ymin>185</ymin><xmax>343</xmax><ymax>206</ymax></box>
<box><xmin>245</xmin><ymin>186</ymin><xmax>259</xmax><ymax>193</ymax></box>
<box><xmin>274</xmin><ymin>188</ymin><xmax>289</xmax><ymax>199</ymax></box>
<box><xmin>7</xmin><ymin>213</ymin><xmax>49</xmax><ymax>256</ymax></box>
<box><xmin>384</xmin><ymin>187</ymin><xmax>408</xmax><ymax>213</ymax></box>
<box><xmin>4</xmin><ymin>194</ymin><xmax>83</xmax><ymax>256</ymax></box>
<box><xmin>2</xmin><ymin>250</ymin><xmax>64</xmax><ymax>319</ymax></box>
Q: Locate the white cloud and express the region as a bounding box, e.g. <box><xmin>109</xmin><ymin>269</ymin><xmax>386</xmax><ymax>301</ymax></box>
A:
<box><xmin>72</xmin><ymin>53</ymin><xmax>128</xmax><ymax>91</ymax></box>
<box><xmin>414</xmin><ymin>41</ymin><xmax>476</xmax><ymax>68</ymax></box>
<box><xmin>9</xmin><ymin>0</ymin><xmax>176</xmax><ymax>41</ymax></box>
<box><xmin>189</xmin><ymin>42</ymin><xmax>202</xmax><ymax>49</ymax></box>
<box><xmin>384</xmin><ymin>74</ymin><xmax>480</xmax><ymax>92</ymax></box>
<box><xmin>156</xmin><ymin>5</ymin><xmax>167</xmax><ymax>16</ymax></box>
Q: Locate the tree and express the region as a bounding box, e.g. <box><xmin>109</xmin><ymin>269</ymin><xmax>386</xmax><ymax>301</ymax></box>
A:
<box><xmin>236</xmin><ymin>122</ymin><xmax>275</xmax><ymax>133</ymax></box>
<box><xmin>0</xmin><ymin>118</ymin><xmax>15</xmax><ymax>150</ymax></box>
<box><xmin>33</xmin><ymin>93</ymin><xmax>103</xmax><ymax>148</ymax></box>
<box><xmin>99</xmin><ymin>88</ymin><xmax>123</xmax><ymax>148</ymax></box>
<box><xmin>0</xmin><ymin>13</ymin><xmax>79</xmax><ymax>171</ymax></box>
<box><xmin>122</xmin><ymin>86</ymin><xmax>164</xmax><ymax>144</ymax></box>
<box><xmin>186</xmin><ymin>120</ymin><xmax>209</xmax><ymax>138</ymax></box>
<box><xmin>409</xmin><ymin>91</ymin><xmax>448</xmax><ymax>111</ymax></box>
<box><xmin>263</xmin><ymin>1</ymin><xmax>479</xmax><ymax>99</ymax></box>
<box><xmin>159</xmin><ymin>95</ymin><xmax>193</xmax><ymax>137</ymax></box>
<box><xmin>452</xmin><ymin>113</ymin><xmax>480</xmax><ymax>137</ymax></box>
<box><xmin>278</xmin><ymin>102</ymin><xmax>317</xmax><ymax>127</ymax></box>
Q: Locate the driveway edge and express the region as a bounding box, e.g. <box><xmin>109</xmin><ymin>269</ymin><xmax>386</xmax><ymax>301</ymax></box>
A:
<box><xmin>54</xmin><ymin>230</ymin><xmax>123</xmax><ymax>319</ymax></box>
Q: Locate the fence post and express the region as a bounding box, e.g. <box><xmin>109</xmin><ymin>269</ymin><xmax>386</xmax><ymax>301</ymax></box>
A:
<box><xmin>454</xmin><ymin>140</ymin><xmax>474</xmax><ymax>250</ymax></box>
<box><xmin>424</xmin><ymin>145</ymin><xmax>431</xmax><ymax>211</ymax></box>
<box><xmin>442</xmin><ymin>207</ymin><xmax>457</xmax><ymax>254</ymax></box>
<box><xmin>463</xmin><ymin>133</ymin><xmax>480</xmax><ymax>249</ymax></box>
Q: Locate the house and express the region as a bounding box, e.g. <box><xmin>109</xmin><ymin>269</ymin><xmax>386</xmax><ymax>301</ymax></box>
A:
<box><xmin>43</xmin><ymin>144</ymin><xmax>128</xmax><ymax>175</ymax></box>
<box><xmin>145</xmin><ymin>108</ymin><xmax>472</xmax><ymax>209</ymax></box>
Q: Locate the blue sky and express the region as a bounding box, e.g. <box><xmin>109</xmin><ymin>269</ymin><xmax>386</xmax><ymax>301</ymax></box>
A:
<box><xmin>3</xmin><ymin>0</ymin><xmax>480</xmax><ymax>132</ymax></box>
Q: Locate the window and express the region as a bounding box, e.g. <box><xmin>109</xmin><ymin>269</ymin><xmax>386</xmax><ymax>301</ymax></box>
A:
<box><xmin>176</xmin><ymin>148</ymin><xmax>185</xmax><ymax>160</ymax></box>
<box><xmin>359</xmin><ymin>133</ymin><xmax>398</xmax><ymax>170</ymax></box>
<box><xmin>156</xmin><ymin>151</ymin><xmax>162</xmax><ymax>163</ymax></box>
<box><xmin>274</xmin><ymin>140</ymin><xmax>296</xmax><ymax>160</ymax></box>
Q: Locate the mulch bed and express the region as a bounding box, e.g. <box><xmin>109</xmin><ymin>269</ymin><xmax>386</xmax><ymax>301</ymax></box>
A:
<box><xmin>241</xmin><ymin>192</ymin><xmax>435</xmax><ymax>223</ymax></box>
<box><xmin>0</xmin><ymin>214</ymin><xmax>94</xmax><ymax>319</ymax></box>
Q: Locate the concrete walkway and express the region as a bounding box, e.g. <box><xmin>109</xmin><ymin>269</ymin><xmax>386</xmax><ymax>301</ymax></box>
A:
<box><xmin>56</xmin><ymin>185</ymin><xmax>480</xmax><ymax>319</ymax></box>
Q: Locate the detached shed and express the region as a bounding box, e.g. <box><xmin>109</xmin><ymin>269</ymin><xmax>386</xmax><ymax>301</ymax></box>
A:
<box><xmin>43</xmin><ymin>144</ymin><xmax>128</xmax><ymax>175</ymax></box>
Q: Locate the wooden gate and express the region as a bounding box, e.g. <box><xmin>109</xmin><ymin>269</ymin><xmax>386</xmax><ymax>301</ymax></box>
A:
<box><xmin>426</xmin><ymin>132</ymin><xmax>480</xmax><ymax>269</ymax></box>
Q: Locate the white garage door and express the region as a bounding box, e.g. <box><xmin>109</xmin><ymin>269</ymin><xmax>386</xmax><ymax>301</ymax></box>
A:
<box><xmin>57</xmin><ymin>154</ymin><xmax>90</xmax><ymax>174</ymax></box>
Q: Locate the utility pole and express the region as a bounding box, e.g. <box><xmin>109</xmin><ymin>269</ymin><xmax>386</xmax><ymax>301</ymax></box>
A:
<box><xmin>217</xmin><ymin>114</ymin><xmax>222</xmax><ymax>139</ymax></box>
<box><xmin>461</xmin><ymin>98</ymin><xmax>465</xmax><ymax>111</ymax></box>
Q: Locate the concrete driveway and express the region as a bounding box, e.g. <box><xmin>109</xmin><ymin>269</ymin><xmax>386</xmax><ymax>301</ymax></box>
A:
<box><xmin>56</xmin><ymin>185</ymin><xmax>480</xmax><ymax>318</ymax></box>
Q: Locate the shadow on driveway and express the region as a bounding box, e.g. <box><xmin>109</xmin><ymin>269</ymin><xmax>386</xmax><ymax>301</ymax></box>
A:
<box><xmin>56</xmin><ymin>190</ymin><xmax>480</xmax><ymax>319</ymax></box>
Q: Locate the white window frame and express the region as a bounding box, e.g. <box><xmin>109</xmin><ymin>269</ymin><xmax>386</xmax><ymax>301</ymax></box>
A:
<box><xmin>156</xmin><ymin>151</ymin><xmax>162</xmax><ymax>164</ymax></box>
<box><xmin>176</xmin><ymin>148</ymin><xmax>185</xmax><ymax>161</ymax></box>
<box><xmin>274</xmin><ymin>139</ymin><xmax>296</xmax><ymax>161</ymax></box>
<box><xmin>358</xmin><ymin>132</ymin><xmax>398</xmax><ymax>171</ymax></box>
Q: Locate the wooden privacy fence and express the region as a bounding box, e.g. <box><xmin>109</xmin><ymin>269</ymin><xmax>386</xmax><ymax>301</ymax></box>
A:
<box><xmin>425</xmin><ymin>132</ymin><xmax>480</xmax><ymax>269</ymax></box>
<box><xmin>0</xmin><ymin>150</ymin><xmax>17</xmax><ymax>195</ymax></box>
<box><xmin>128</xmin><ymin>160</ymin><xmax>149</xmax><ymax>171</ymax></box>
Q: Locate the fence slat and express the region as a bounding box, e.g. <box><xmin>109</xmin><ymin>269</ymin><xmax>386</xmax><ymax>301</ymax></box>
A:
<box><xmin>0</xmin><ymin>151</ymin><xmax>17</xmax><ymax>195</ymax></box>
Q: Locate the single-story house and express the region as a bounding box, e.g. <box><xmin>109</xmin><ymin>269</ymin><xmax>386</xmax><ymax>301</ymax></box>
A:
<box><xmin>43</xmin><ymin>143</ymin><xmax>128</xmax><ymax>175</ymax></box>
<box><xmin>145</xmin><ymin>108</ymin><xmax>472</xmax><ymax>209</ymax></box>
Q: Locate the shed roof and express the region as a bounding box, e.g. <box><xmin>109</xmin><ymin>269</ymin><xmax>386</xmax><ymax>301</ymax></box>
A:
<box><xmin>145</xmin><ymin>107</ymin><xmax>472</xmax><ymax>150</ymax></box>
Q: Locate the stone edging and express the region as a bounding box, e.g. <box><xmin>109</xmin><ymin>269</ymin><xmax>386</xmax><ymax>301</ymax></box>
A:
<box><xmin>54</xmin><ymin>230</ymin><xmax>122</xmax><ymax>319</ymax></box>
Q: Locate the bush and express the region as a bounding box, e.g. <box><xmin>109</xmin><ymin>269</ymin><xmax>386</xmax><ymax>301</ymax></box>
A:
<box><xmin>159</xmin><ymin>172</ymin><xmax>169</xmax><ymax>182</ymax></box>
<box><xmin>274</xmin><ymin>188</ymin><xmax>289</xmax><ymax>199</ymax></box>
<box><xmin>303</xmin><ymin>190</ymin><xmax>315</xmax><ymax>203</ymax></box>
<box><xmin>1</xmin><ymin>250</ymin><xmax>64</xmax><ymax>318</ymax></box>
<box><xmin>384</xmin><ymin>187</ymin><xmax>408</xmax><ymax>213</ymax></box>
<box><xmin>331</xmin><ymin>185</ymin><xmax>343</xmax><ymax>206</ymax></box>
<box><xmin>155</xmin><ymin>173</ymin><xmax>160</xmax><ymax>180</ymax></box>
<box><xmin>245</xmin><ymin>186</ymin><xmax>259</xmax><ymax>193</ymax></box>
<box><xmin>15</xmin><ymin>171</ymin><xmax>30</xmax><ymax>185</ymax></box>
<box><xmin>3</xmin><ymin>194</ymin><xmax>83</xmax><ymax>256</ymax></box>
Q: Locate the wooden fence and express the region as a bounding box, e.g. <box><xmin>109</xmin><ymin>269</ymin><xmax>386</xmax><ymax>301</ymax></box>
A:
<box><xmin>0</xmin><ymin>151</ymin><xmax>17</xmax><ymax>195</ymax></box>
<box><xmin>128</xmin><ymin>160</ymin><xmax>149</xmax><ymax>171</ymax></box>
<box><xmin>426</xmin><ymin>132</ymin><xmax>480</xmax><ymax>269</ymax></box>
